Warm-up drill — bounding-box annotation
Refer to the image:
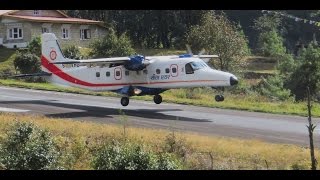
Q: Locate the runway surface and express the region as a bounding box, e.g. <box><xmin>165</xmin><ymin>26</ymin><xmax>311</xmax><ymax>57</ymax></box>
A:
<box><xmin>0</xmin><ymin>86</ymin><xmax>319</xmax><ymax>146</ymax></box>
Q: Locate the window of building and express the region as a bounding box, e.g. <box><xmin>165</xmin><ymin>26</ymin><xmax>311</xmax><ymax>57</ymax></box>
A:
<box><xmin>7</xmin><ymin>27</ymin><xmax>23</xmax><ymax>40</ymax></box>
<box><xmin>80</xmin><ymin>29</ymin><xmax>91</xmax><ymax>40</ymax></box>
<box><xmin>106</xmin><ymin>71</ymin><xmax>110</xmax><ymax>77</ymax></box>
<box><xmin>42</xmin><ymin>27</ymin><xmax>49</xmax><ymax>34</ymax></box>
<box><xmin>96</xmin><ymin>72</ymin><xmax>100</xmax><ymax>77</ymax></box>
<box><xmin>165</xmin><ymin>68</ymin><xmax>170</xmax><ymax>73</ymax></box>
<box><xmin>143</xmin><ymin>69</ymin><xmax>148</xmax><ymax>74</ymax></box>
<box><xmin>125</xmin><ymin>71</ymin><xmax>129</xmax><ymax>76</ymax></box>
<box><xmin>156</xmin><ymin>69</ymin><xmax>161</xmax><ymax>74</ymax></box>
<box><xmin>136</xmin><ymin>71</ymin><xmax>140</xmax><ymax>75</ymax></box>
<box><xmin>62</xmin><ymin>28</ymin><xmax>70</xmax><ymax>39</ymax></box>
<box><xmin>33</xmin><ymin>10</ymin><xmax>40</xmax><ymax>16</ymax></box>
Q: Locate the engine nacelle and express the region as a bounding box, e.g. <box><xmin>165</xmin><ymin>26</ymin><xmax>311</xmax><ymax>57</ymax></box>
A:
<box><xmin>124</xmin><ymin>55</ymin><xmax>146</xmax><ymax>71</ymax></box>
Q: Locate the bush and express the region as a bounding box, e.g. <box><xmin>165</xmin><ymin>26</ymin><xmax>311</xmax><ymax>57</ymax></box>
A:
<box><xmin>27</xmin><ymin>36</ymin><xmax>41</xmax><ymax>57</ymax></box>
<box><xmin>257</xmin><ymin>75</ymin><xmax>293</xmax><ymax>101</ymax></box>
<box><xmin>162</xmin><ymin>132</ymin><xmax>190</xmax><ymax>159</ymax></box>
<box><xmin>92</xmin><ymin>141</ymin><xmax>181</xmax><ymax>170</ymax></box>
<box><xmin>277</xmin><ymin>53</ymin><xmax>297</xmax><ymax>76</ymax></box>
<box><xmin>0</xmin><ymin>121</ymin><xmax>60</xmax><ymax>170</ymax></box>
<box><xmin>63</xmin><ymin>45</ymin><xmax>82</xmax><ymax>60</ymax></box>
<box><xmin>14</xmin><ymin>50</ymin><xmax>40</xmax><ymax>74</ymax></box>
<box><xmin>89</xmin><ymin>28</ymin><xmax>135</xmax><ymax>58</ymax></box>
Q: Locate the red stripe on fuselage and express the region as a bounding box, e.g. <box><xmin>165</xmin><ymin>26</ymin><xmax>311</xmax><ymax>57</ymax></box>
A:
<box><xmin>41</xmin><ymin>55</ymin><xmax>226</xmax><ymax>87</ymax></box>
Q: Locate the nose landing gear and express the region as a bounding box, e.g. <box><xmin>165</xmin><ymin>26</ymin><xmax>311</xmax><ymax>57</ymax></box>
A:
<box><xmin>215</xmin><ymin>95</ymin><xmax>224</xmax><ymax>102</ymax></box>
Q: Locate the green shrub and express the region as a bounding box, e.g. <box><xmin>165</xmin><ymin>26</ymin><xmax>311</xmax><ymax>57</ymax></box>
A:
<box><xmin>0</xmin><ymin>121</ymin><xmax>60</xmax><ymax>170</ymax></box>
<box><xmin>162</xmin><ymin>132</ymin><xmax>190</xmax><ymax>159</ymax></box>
<box><xmin>257</xmin><ymin>75</ymin><xmax>293</xmax><ymax>101</ymax></box>
<box><xmin>89</xmin><ymin>28</ymin><xmax>135</xmax><ymax>58</ymax></box>
<box><xmin>14</xmin><ymin>50</ymin><xmax>40</xmax><ymax>74</ymax></box>
<box><xmin>92</xmin><ymin>141</ymin><xmax>181</xmax><ymax>170</ymax></box>
<box><xmin>27</xmin><ymin>36</ymin><xmax>41</xmax><ymax>57</ymax></box>
<box><xmin>63</xmin><ymin>45</ymin><xmax>82</xmax><ymax>60</ymax></box>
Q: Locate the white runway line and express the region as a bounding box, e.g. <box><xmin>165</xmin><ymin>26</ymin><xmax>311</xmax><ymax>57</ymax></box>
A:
<box><xmin>0</xmin><ymin>107</ymin><xmax>30</xmax><ymax>112</ymax></box>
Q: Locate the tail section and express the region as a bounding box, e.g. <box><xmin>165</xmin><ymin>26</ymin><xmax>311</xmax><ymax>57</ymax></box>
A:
<box><xmin>41</xmin><ymin>33</ymin><xmax>66</xmax><ymax>73</ymax></box>
<box><xmin>41</xmin><ymin>33</ymin><xmax>72</xmax><ymax>87</ymax></box>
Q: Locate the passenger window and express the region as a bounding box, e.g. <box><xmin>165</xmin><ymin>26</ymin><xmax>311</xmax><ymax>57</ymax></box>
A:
<box><xmin>156</xmin><ymin>69</ymin><xmax>161</xmax><ymax>74</ymax></box>
<box><xmin>185</xmin><ymin>63</ymin><xmax>194</xmax><ymax>74</ymax></box>
<box><xmin>116</xmin><ymin>71</ymin><xmax>121</xmax><ymax>76</ymax></box>
<box><xmin>165</xmin><ymin>68</ymin><xmax>170</xmax><ymax>73</ymax></box>
<box><xmin>125</xmin><ymin>71</ymin><xmax>129</xmax><ymax>76</ymax></box>
<box><xmin>172</xmin><ymin>68</ymin><xmax>177</xmax><ymax>73</ymax></box>
<box><xmin>106</xmin><ymin>72</ymin><xmax>110</xmax><ymax>77</ymax></box>
<box><xmin>96</xmin><ymin>72</ymin><xmax>100</xmax><ymax>77</ymax></box>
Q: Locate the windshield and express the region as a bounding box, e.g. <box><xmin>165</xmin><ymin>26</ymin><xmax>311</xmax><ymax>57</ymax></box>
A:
<box><xmin>190</xmin><ymin>61</ymin><xmax>209</xmax><ymax>70</ymax></box>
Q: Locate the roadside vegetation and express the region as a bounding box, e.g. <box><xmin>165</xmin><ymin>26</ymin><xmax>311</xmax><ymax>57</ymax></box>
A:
<box><xmin>0</xmin><ymin>113</ymin><xmax>319</xmax><ymax>170</ymax></box>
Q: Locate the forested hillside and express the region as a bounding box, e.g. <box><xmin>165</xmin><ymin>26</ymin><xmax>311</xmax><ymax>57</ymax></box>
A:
<box><xmin>65</xmin><ymin>10</ymin><xmax>320</xmax><ymax>53</ymax></box>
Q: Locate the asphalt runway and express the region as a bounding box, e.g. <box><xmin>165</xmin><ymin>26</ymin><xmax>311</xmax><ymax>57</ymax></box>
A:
<box><xmin>0</xmin><ymin>86</ymin><xmax>319</xmax><ymax>146</ymax></box>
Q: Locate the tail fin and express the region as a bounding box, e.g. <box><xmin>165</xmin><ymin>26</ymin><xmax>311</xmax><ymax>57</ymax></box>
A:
<box><xmin>41</xmin><ymin>33</ymin><xmax>66</xmax><ymax>72</ymax></box>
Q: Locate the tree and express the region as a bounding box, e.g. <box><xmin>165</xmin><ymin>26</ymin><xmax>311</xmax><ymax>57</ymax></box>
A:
<box><xmin>253</xmin><ymin>14</ymin><xmax>282</xmax><ymax>33</ymax></box>
<box><xmin>187</xmin><ymin>11</ymin><xmax>249</xmax><ymax>71</ymax></box>
<box><xmin>285</xmin><ymin>42</ymin><xmax>320</xmax><ymax>100</ymax></box>
<box><xmin>257</xmin><ymin>29</ymin><xmax>287</xmax><ymax>57</ymax></box>
<box><xmin>89</xmin><ymin>28</ymin><xmax>135</xmax><ymax>58</ymax></box>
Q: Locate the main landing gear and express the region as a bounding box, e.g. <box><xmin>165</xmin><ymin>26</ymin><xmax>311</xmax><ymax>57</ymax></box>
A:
<box><xmin>153</xmin><ymin>94</ymin><xmax>162</xmax><ymax>104</ymax></box>
<box><xmin>120</xmin><ymin>95</ymin><xmax>163</xmax><ymax>106</ymax></box>
<box><xmin>215</xmin><ymin>95</ymin><xmax>224</xmax><ymax>102</ymax></box>
<box><xmin>121</xmin><ymin>97</ymin><xmax>129</xmax><ymax>106</ymax></box>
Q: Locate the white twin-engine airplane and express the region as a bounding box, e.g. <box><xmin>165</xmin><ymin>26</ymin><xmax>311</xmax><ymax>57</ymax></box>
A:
<box><xmin>35</xmin><ymin>33</ymin><xmax>238</xmax><ymax>106</ymax></box>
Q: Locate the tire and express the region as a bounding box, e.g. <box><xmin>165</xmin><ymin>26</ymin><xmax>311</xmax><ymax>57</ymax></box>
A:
<box><xmin>215</xmin><ymin>95</ymin><xmax>224</xmax><ymax>102</ymax></box>
<box><xmin>121</xmin><ymin>97</ymin><xmax>129</xmax><ymax>106</ymax></box>
<box><xmin>153</xmin><ymin>95</ymin><xmax>162</xmax><ymax>104</ymax></box>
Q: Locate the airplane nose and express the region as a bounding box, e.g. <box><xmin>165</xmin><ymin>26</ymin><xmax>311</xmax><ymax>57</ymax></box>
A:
<box><xmin>230</xmin><ymin>76</ymin><xmax>238</xmax><ymax>86</ymax></box>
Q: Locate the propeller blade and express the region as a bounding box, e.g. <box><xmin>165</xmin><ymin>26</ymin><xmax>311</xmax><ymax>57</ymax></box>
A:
<box><xmin>186</xmin><ymin>44</ymin><xmax>193</xmax><ymax>55</ymax></box>
<box><xmin>198</xmin><ymin>48</ymin><xmax>206</xmax><ymax>56</ymax></box>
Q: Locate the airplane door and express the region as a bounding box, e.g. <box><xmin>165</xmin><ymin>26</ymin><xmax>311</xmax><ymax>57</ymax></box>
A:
<box><xmin>170</xmin><ymin>64</ymin><xmax>178</xmax><ymax>77</ymax></box>
<box><xmin>114</xmin><ymin>67</ymin><xmax>122</xmax><ymax>80</ymax></box>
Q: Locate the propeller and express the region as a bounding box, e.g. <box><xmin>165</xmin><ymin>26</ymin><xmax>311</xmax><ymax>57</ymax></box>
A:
<box><xmin>186</xmin><ymin>44</ymin><xmax>193</xmax><ymax>55</ymax></box>
<box><xmin>186</xmin><ymin>44</ymin><xmax>218</xmax><ymax>63</ymax></box>
<box><xmin>186</xmin><ymin>44</ymin><xmax>206</xmax><ymax>57</ymax></box>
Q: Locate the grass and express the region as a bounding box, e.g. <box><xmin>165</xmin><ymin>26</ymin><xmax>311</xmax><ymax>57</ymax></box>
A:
<box><xmin>0</xmin><ymin>47</ymin><xmax>16</xmax><ymax>73</ymax></box>
<box><xmin>1</xmin><ymin>79</ymin><xmax>319</xmax><ymax>117</ymax></box>
<box><xmin>0</xmin><ymin>113</ymin><xmax>318</xmax><ymax>170</ymax></box>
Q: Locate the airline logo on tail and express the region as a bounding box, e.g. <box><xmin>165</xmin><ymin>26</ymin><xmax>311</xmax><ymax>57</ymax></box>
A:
<box><xmin>50</xmin><ymin>49</ymin><xmax>57</xmax><ymax>61</ymax></box>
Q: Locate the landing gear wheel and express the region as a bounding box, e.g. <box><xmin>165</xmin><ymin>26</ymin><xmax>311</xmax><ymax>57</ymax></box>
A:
<box><xmin>215</xmin><ymin>95</ymin><xmax>224</xmax><ymax>102</ymax></box>
<box><xmin>121</xmin><ymin>97</ymin><xmax>129</xmax><ymax>106</ymax></box>
<box><xmin>153</xmin><ymin>95</ymin><xmax>162</xmax><ymax>104</ymax></box>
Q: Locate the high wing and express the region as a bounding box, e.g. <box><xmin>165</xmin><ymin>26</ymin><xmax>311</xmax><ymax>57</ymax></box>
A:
<box><xmin>197</xmin><ymin>55</ymin><xmax>219</xmax><ymax>63</ymax></box>
<box><xmin>51</xmin><ymin>57</ymin><xmax>130</xmax><ymax>65</ymax></box>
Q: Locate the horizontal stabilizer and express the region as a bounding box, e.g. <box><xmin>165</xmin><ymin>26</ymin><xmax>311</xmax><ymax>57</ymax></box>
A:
<box><xmin>12</xmin><ymin>71</ymin><xmax>52</xmax><ymax>78</ymax></box>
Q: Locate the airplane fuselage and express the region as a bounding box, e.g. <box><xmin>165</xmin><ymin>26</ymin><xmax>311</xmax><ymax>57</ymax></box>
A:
<box><xmin>42</xmin><ymin>55</ymin><xmax>235</xmax><ymax>95</ymax></box>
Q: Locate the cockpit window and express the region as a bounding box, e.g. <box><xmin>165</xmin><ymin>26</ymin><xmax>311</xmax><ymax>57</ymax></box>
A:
<box><xmin>190</xmin><ymin>61</ymin><xmax>208</xmax><ymax>70</ymax></box>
